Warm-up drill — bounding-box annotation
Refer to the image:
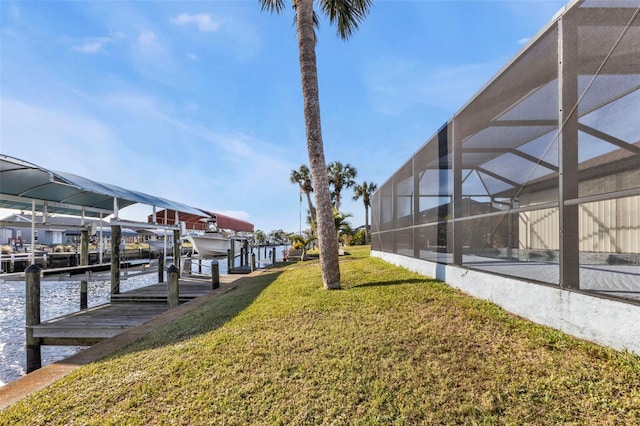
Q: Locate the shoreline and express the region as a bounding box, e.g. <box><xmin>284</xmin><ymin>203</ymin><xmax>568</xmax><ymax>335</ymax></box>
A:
<box><xmin>0</xmin><ymin>271</ymin><xmax>258</xmax><ymax>410</ymax></box>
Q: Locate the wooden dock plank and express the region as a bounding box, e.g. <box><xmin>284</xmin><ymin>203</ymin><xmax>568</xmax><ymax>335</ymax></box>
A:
<box><xmin>32</xmin><ymin>304</ymin><xmax>169</xmax><ymax>339</ymax></box>
<box><xmin>28</xmin><ymin>275</ymin><xmax>235</xmax><ymax>345</ymax></box>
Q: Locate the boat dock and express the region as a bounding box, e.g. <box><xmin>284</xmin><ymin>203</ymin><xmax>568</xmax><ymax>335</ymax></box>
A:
<box><xmin>29</xmin><ymin>274</ymin><xmax>239</xmax><ymax>347</ymax></box>
<box><xmin>21</xmin><ymin>261</ymin><xmax>247</xmax><ymax>373</ymax></box>
<box><xmin>0</xmin><ymin>271</ymin><xmax>254</xmax><ymax>410</ymax></box>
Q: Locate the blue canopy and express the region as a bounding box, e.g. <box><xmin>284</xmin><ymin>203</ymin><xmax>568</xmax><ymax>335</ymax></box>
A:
<box><xmin>0</xmin><ymin>155</ymin><xmax>207</xmax><ymax>218</ymax></box>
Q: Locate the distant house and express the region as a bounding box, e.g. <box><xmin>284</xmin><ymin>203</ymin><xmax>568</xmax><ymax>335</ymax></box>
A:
<box><xmin>0</xmin><ymin>214</ymin><xmax>110</xmax><ymax>247</ymax></box>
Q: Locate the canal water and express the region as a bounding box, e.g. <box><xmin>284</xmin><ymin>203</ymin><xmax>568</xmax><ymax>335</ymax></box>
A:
<box><xmin>0</xmin><ymin>272</ymin><xmax>157</xmax><ymax>387</ymax></box>
<box><xmin>0</xmin><ymin>246</ymin><xmax>288</xmax><ymax>387</ymax></box>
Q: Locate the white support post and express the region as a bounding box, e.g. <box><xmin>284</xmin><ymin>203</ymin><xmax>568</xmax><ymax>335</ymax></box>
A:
<box><xmin>30</xmin><ymin>200</ymin><xmax>36</xmax><ymax>265</ymax></box>
<box><xmin>99</xmin><ymin>212</ymin><xmax>104</xmax><ymax>264</ymax></box>
<box><xmin>113</xmin><ymin>197</ymin><xmax>119</xmax><ymax>220</ymax></box>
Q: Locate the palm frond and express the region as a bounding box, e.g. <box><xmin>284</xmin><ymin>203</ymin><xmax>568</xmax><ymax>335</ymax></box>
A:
<box><xmin>259</xmin><ymin>0</ymin><xmax>287</xmax><ymax>14</ymax></box>
<box><xmin>320</xmin><ymin>0</ymin><xmax>373</xmax><ymax>40</ymax></box>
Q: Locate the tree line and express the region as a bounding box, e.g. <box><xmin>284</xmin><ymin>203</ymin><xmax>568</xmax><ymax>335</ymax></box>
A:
<box><xmin>289</xmin><ymin>161</ymin><xmax>377</xmax><ymax>245</ymax></box>
<box><xmin>253</xmin><ymin>161</ymin><xmax>377</xmax><ymax>248</ymax></box>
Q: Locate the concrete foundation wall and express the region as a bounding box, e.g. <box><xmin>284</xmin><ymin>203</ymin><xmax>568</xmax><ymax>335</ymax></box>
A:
<box><xmin>372</xmin><ymin>250</ymin><xmax>640</xmax><ymax>354</ymax></box>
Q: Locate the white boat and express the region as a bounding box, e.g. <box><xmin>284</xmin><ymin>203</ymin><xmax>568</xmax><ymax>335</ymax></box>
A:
<box><xmin>147</xmin><ymin>239</ymin><xmax>173</xmax><ymax>252</ymax></box>
<box><xmin>184</xmin><ymin>233</ymin><xmax>231</xmax><ymax>257</ymax></box>
<box><xmin>184</xmin><ymin>216</ymin><xmax>249</xmax><ymax>258</ymax></box>
<box><xmin>137</xmin><ymin>229</ymin><xmax>174</xmax><ymax>252</ymax></box>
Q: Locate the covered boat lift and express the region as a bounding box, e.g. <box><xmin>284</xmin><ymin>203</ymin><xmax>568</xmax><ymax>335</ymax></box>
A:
<box><xmin>0</xmin><ymin>154</ymin><xmax>254</xmax><ymax>280</ymax></box>
<box><xmin>1</xmin><ymin>154</ymin><xmax>206</xmax><ymax>276</ymax></box>
<box><xmin>0</xmin><ymin>154</ymin><xmax>255</xmax><ymax>373</ymax></box>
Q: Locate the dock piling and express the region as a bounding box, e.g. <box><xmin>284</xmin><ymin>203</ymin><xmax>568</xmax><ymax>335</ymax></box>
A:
<box><xmin>80</xmin><ymin>229</ymin><xmax>89</xmax><ymax>309</ymax></box>
<box><xmin>211</xmin><ymin>260</ymin><xmax>220</xmax><ymax>289</ymax></box>
<box><xmin>173</xmin><ymin>230</ymin><xmax>181</xmax><ymax>277</ymax></box>
<box><xmin>25</xmin><ymin>264</ymin><xmax>42</xmax><ymax>373</ymax></box>
<box><xmin>110</xmin><ymin>225</ymin><xmax>121</xmax><ymax>296</ymax></box>
<box><xmin>167</xmin><ymin>264</ymin><xmax>179</xmax><ymax>308</ymax></box>
<box><xmin>158</xmin><ymin>255</ymin><xmax>165</xmax><ymax>283</ymax></box>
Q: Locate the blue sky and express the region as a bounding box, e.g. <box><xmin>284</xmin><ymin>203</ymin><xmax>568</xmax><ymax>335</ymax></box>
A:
<box><xmin>0</xmin><ymin>0</ymin><xmax>568</xmax><ymax>234</ymax></box>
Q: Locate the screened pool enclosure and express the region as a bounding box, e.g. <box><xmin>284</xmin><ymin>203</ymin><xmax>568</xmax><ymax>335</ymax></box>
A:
<box><xmin>371</xmin><ymin>0</ymin><xmax>639</xmax><ymax>301</ymax></box>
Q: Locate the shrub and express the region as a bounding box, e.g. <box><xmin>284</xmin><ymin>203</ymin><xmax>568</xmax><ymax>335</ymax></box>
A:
<box><xmin>350</xmin><ymin>229</ymin><xmax>367</xmax><ymax>246</ymax></box>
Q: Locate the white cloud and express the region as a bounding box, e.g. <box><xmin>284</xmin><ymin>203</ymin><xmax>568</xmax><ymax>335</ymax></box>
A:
<box><xmin>518</xmin><ymin>37</ymin><xmax>531</xmax><ymax>45</ymax></box>
<box><xmin>219</xmin><ymin>210</ymin><xmax>251</xmax><ymax>221</ymax></box>
<box><xmin>73</xmin><ymin>37</ymin><xmax>110</xmax><ymax>54</ymax></box>
<box><xmin>0</xmin><ymin>97</ymin><xmax>119</xmax><ymax>179</ymax></box>
<box><xmin>137</xmin><ymin>30</ymin><xmax>162</xmax><ymax>54</ymax></box>
<box><xmin>171</xmin><ymin>13</ymin><xmax>221</xmax><ymax>32</ymax></box>
<box><xmin>101</xmin><ymin>91</ymin><xmax>294</xmax><ymax>193</ymax></box>
<box><xmin>365</xmin><ymin>55</ymin><xmax>505</xmax><ymax>116</ymax></box>
<box><xmin>0</xmin><ymin>92</ymin><xmax>298</xmax><ymax>230</ymax></box>
<box><xmin>187</xmin><ymin>52</ymin><xmax>200</xmax><ymax>61</ymax></box>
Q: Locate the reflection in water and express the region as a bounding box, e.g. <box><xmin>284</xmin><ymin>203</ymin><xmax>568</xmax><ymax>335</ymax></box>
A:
<box><xmin>0</xmin><ymin>273</ymin><xmax>156</xmax><ymax>387</ymax></box>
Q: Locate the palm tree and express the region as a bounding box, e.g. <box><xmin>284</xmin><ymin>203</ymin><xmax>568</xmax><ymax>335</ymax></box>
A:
<box><xmin>327</xmin><ymin>161</ymin><xmax>357</xmax><ymax>211</ymax></box>
<box><xmin>253</xmin><ymin>229</ymin><xmax>267</xmax><ymax>245</ymax></box>
<box><xmin>260</xmin><ymin>0</ymin><xmax>373</xmax><ymax>290</ymax></box>
<box><xmin>289</xmin><ymin>234</ymin><xmax>317</xmax><ymax>260</ymax></box>
<box><xmin>352</xmin><ymin>181</ymin><xmax>377</xmax><ymax>244</ymax></box>
<box><xmin>333</xmin><ymin>209</ymin><xmax>353</xmax><ymax>246</ymax></box>
<box><xmin>290</xmin><ymin>164</ymin><xmax>316</xmax><ymax>224</ymax></box>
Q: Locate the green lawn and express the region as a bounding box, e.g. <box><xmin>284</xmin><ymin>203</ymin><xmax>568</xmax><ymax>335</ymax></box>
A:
<box><xmin>2</xmin><ymin>246</ymin><xmax>639</xmax><ymax>425</ymax></box>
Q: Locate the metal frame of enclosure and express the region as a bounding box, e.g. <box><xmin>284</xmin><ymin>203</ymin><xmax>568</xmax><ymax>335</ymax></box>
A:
<box><xmin>371</xmin><ymin>0</ymin><xmax>639</xmax><ymax>300</ymax></box>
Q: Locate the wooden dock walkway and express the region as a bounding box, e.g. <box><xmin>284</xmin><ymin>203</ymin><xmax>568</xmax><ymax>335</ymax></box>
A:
<box><xmin>29</xmin><ymin>274</ymin><xmax>241</xmax><ymax>347</ymax></box>
<box><xmin>1</xmin><ymin>271</ymin><xmax>257</xmax><ymax>410</ymax></box>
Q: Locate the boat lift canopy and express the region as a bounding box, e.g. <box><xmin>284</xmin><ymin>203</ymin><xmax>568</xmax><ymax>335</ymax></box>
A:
<box><xmin>0</xmin><ymin>154</ymin><xmax>208</xmax><ymax>219</ymax></box>
<box><xmin>150</xmin><ymin>209</ymin><xmax>254</xmax><ymax>233</ymax></box>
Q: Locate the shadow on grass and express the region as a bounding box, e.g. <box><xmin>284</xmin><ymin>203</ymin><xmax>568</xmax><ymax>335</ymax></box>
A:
<box><xmin>102</xmin><ymin>270</ymin><xmax>283</xmax><ymax>359</ymax></box>
<box><xmin>351</xmin><ymin>278</ymin><xmax>430</xmax><ymax>289</ymax></box>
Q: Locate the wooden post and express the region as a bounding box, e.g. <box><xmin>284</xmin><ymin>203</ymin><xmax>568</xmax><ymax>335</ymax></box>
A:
<box><xmin>80</xmin><ymin>229</ymin><xmax>89</xmax><ymax>309</ymax></box>
<box><xmin>158</xmin><ymin>254</ymin><xmax>164</xmax><ymax>283</ymax></box>
<box><xmin>251</xmin><ymin>253</ymin><xmax>256</xmax><ymax>272</ymax></box>
<box><xmin>211</xmin><ymin>259</ymin><xmax>220</xmax><ymax>289</ymax></box>
<box><xmin>25</xmin><ymin>264</ymin><xmax>41</xmax><ymax>373</ymax></box>
<box><xmin>110</xmin><ymin>225</ymin><xmax>121</xmax><ymax>296</ymax></box>
<box><xmin>227</xmin><ymin>249</ymin><xmax>232</xmax><ymax>272</ymax></box>
<box><xmin>167</xmin><ymin>264</ymin><xmax>179</xmax><ymax>308</ymax></box>
<box><xmin>243</xmin><ymin>241</ymin><xmax>249</xmax><ymax>266</ymax></box>
<box><xmin>173</xmin><ymin>230</ymin><xmax>181</xmax><ymax>277</ymax></box>
<box><xmin>272</xmin><ymin>247</ymin><xmax>276</xmax><ymax>264</ymax></box>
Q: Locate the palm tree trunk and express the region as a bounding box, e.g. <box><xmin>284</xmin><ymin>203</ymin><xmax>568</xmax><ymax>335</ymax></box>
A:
<box><xmin>305</xmin><ymin>192</ymin><xmax>316</xmax><ymax>224</ymax></box>
<box><xmin>296</xmin><ymin>0</ymin><xmax>340</xmax><ymax>289</ymax></box>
